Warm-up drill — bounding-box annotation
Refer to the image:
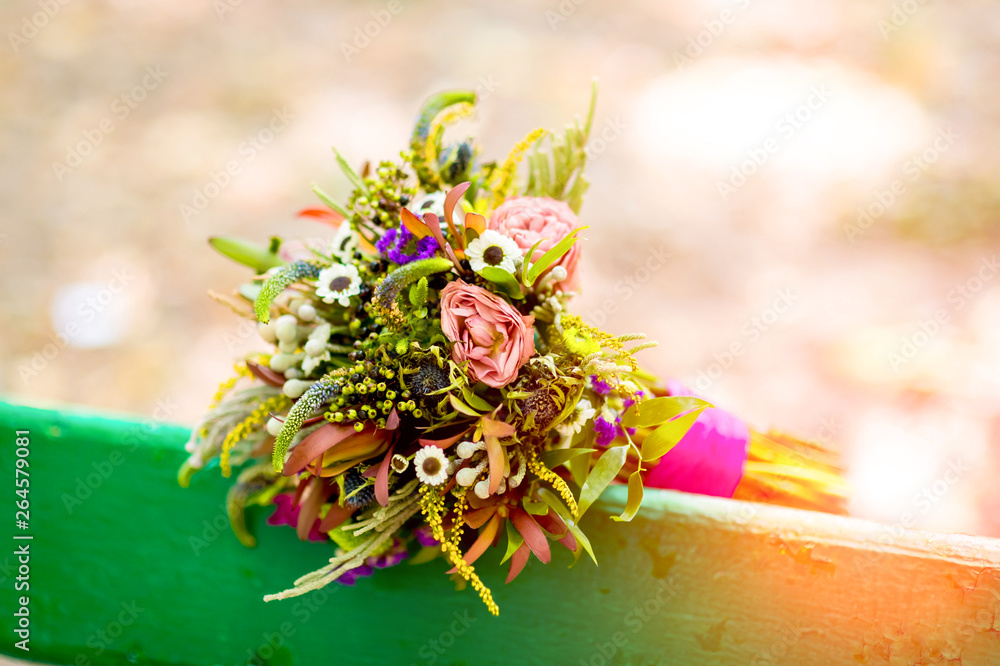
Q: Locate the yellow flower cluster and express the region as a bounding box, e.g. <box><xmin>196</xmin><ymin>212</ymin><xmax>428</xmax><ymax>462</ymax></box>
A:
<box><xmin>488</xmin><ymin>127</ymin><xmax>546</xmax><ymax>210</ymax></box>
<box><xmin>527</xmin><ymin>448</ymin><xmax>579</xmax><ymax>518</ymax></box>
<box><xmin>220</xmin><ymin>394</ymin><xmax>291</xmax><ymax>477</ymax></box>
<box><xmin>198</xmin><ymin>362</ymin><xmax>253</xmax><ymax>438</ymax></box>
<box><xmin>420</xmin><ymin>486</ymin><xmax>499</xmax><ymax>616</ymax></box>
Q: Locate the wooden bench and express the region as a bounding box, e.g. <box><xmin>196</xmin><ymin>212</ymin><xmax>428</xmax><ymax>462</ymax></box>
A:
<box><xmin>2</xmin><ymin>400</ymin><xmax>999</xmax><ymax>665</ymax></box>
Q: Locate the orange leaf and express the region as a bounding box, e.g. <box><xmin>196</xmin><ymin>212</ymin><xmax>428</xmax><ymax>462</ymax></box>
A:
<box><xmin>511</xmin><ymin>507</ymin><xmax>551</xmax><ymax>564</ymax></box>
<box><xmin>422</xmin><ymin>211</ymin><xmax>463</xmax><ymax>270</ymax></box>
<box><xmin>375</xmin><ymin>443</ymin><xmax>395</xmax><ymax>507</ymax></box>
<box><xmin>486</xmin><ymin>435</ymin><xmax>504</xmax><ymax>495</ymax></box>
<box><xmin>506</xmin><ymin>542</ymin><xmax>530</xmax><ymax>584</ymax></box>
<box><xmin>464</xmin><ymin>506</ymin><xmax>497</xmax><ymax>529</ymax></box>
<box><xmin>283</xmin><ymin>424</ymin><xmax>357</xmax><ymax>476</ymax></box>
<box><xmin>319</xmin><ymin>503</ymin><xmax>354</xmax><ymax>532</ymax></box>
<box><xmin>296</xmin><ymin>477</ymin><xmax>331</xmax><ymax>541</ymax></box>
<box><xmin>297</xmin><ymin>207</ymin><xmax>344</xmax><ymax>226</ymax></box>
<box><xmin>481</xmin><ymin>418</ymin><xmax>515</xmax><ymax>438</ymax></box>
<box><xmin>464</xmin><ymin>212</ymin><xmax>487</xmax><ymax>235</ymax></box>
<box><xmin>447</xmin><ymin>514</ymin><xmax>502</xmax><ymax>572</ymax></box>
<box><xmin>444</xmin><ymin>182</ymin><xmax>471</xmax><ymax>249</ymax></box>
<box><xmin>400</xmin><ymin>207</ymin><xmax>433</xmax><ymax>239</ymax></box>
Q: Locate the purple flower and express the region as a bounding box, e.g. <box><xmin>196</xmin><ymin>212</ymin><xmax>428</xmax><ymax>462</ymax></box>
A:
<box><xmin>376</xmin><ymin>226</ymin><xmax>438</xmax><ymax>265</ymax></box>
<box><xmin>334</xmin><ymin>539</ymin><xmax>409</xmax><ymax>586</ymax></box>
<box><xmin>414</xmin><ymin>526</ymin><xmax>439</xmax><ymax>548</ymax></box>
<box><xmin>336</xmin><ymin>564</ymin><xmax>374</xmax><ymax>586</ymax></box>
<box><xmin>374</xmin><ymin>547</ymin><xmax>409</xmax><ymax>569</ymax></box>
<box><xmin>594</xmin><ymin>413</ymin><xmax>636</xmax><ymax>447</ymax></box>
<box><xmin>623</xmin><ymin>390</ymin><xmax>645</xmax><ymax>411</ymax></box>
<box><xmin>266</xmin><ymin>494</ymin><xmax>326</xmax><ymax>542</ymax></box>
<box><xmin>594</xmin><ymin>416</ymin><xmax>618</xmax><ymax>447</ymax></box>
<box><xmin>590</xmin><ymin>375</ymin><xmax>612</xmax><ymax>395</ymax></box>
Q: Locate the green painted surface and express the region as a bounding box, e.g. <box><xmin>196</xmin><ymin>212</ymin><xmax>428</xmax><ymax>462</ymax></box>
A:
<box><xmin>7</xmin><ymin>401</ymin><xmax>999</xmax><ymax>665</ymax></box>
<box><xmin>0</xmin><ymin>401</ymin><xmax>683</xmax><ymax>666</ymax></box>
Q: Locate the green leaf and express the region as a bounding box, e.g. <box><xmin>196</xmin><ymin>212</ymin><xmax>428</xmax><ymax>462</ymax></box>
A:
<box><xmin>541</xmin><ymin>447</ymin><xmax>596</xmax><ymax>470</ymax></box>
<box><xmin>523</xmin><ymin>498</ymin><xmax>549</xmax><ymax>516</ymax></box>
<box><xmin>538</xmin><ymin>488</ymin><xmax>597</xmax><ymax>566</ymax></box>
<box><xmin>520</xmin><ymin>237</ymin><xmax>547</xmax><ymax>285</ymax></box>
<box><xmin>620</xmin><ymin>396</ymin><xmax>712</xmax><ymax>429</ymax></box>
<box><xmin>500</xmin><ymin>519</ymin><xmax>524</xmax><ymax>565</ymax></box>
<box><xmin>332</xmin><ymin>147</ymin><xmax>369</xmax><ymax>196</ymax></box>
<box><xmin>577</xmin><ymin>443</ymin><xmax>628</xmax><ymax>519</ymax></box>
<box><xmin>478</xmin><ymin>267</ymin><xmax>523</xmax><ymax>299</ymax></box>
<box><xmin>524</xmin><ymin>227</ymin><xmax>589</xmax><ymax>287</ymax></box>
<box><xmin>640</xmin><ymin>407</ymin><xmax>707</xmax><ymax>461</ymax></box>
<box><xmin>461</xmin><ymin>385</ymin><xmax>495</xmax><ymax>413</ymax></box>
<box><xmin>311</xmin><ymin>184</ymin><xmax>352</xmax><ymax>219</ymax></box>
<box><xmin>568</xmin><ymin>428</ymin><xmax>595</xmax><ymax>487</ymax></box>
<box><xmin>208</xmin><ymin>236</ymin><xmax>285</xmax><ymax>273</ymax></box>
<box><xmin>610</xmin><ymin>470</ymin><xmax>644</xmax><ymax>523</ymax></box>
<box><xmin>408</xmin><ymin>277</ymin><xmax>428</xmax><ymax>309</ymax></box>
<box><xmin>447</xmin><ymin>394</ymin><xmax>481</xmax><ymax>417</ymax></box>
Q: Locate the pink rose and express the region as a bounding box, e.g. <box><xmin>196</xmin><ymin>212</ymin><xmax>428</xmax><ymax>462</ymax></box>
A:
<box><xmin>440</xmin><ymin>280</ymin><xmax>535</xmax><ymax>388</ymax></box>
<box><xmin>488</xmin><ymin>196</ymin><xmax>582</xmax><ymax>291</ymax></box>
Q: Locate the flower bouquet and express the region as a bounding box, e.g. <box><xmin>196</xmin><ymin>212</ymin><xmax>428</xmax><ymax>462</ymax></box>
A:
<box><xmin>180</xmin><ymin>86</ymin><xmax>848</xmax><ymax>615</ymax></box>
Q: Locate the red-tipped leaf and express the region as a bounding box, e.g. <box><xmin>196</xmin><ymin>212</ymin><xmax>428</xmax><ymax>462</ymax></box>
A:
<box><xmin>375</xmin><ymin>443</ymin><xmax>395</xmax><ymax>507</ymax></box>
<box><xmin>510</xmin><ymin>507</ymin><xmax>551</xmax><ymax>564</ymax></box>
<box><xmin>506</xmin><ymin>542</ymin><xmax>531</xmax><ymax>584</ymax></box>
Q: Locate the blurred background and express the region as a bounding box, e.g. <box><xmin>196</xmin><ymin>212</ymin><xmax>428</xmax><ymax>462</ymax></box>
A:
<box><xmin>2</xmin><ymin>0</ymin><xmax>999</xmax><ymax>539</ymax></box>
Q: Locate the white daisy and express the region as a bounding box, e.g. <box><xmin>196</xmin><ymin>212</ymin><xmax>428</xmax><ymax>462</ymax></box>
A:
<box><xmin>315</xmin><ymin>264</ymin><xmax>362</xmax><ymax>307</ymax></box>
<box><xmin>555</xmin><ymin>398</ymin><xmax>597</xmax><ymax>438</ymax></box>
<box><xmin>413</xmin><ymin>191</ymin><xmax>447</xmax><ymax>222</ymax></box>
<box><xmin>329</xmin><ymin>224</ymin><xmax>358</xmax><ymax>262</ymax></box>
<box><xmin>414</xmin><ymin>446</ymin><xmax>450</xmax><ymax>486</ymax></box>
<box><xmin>466</xmin><ymin>229</ymin><xmax>522</xmax><ymax>274</ymax></box>
<box><xmin>553</xmin><ymin>398</ymin><xmax>598</xmax><ymax>449</ymax></box>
